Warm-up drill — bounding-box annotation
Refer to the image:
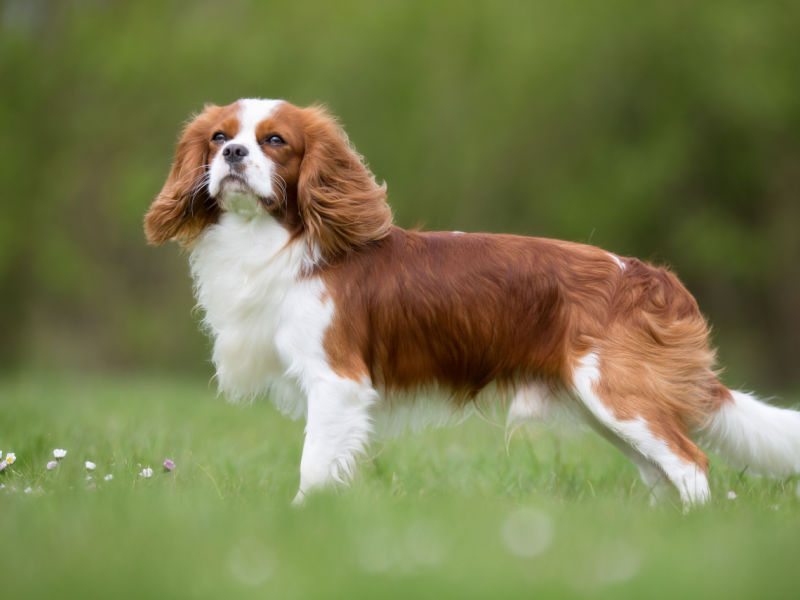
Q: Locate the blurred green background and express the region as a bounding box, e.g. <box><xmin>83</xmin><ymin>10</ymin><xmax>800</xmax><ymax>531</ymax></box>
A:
<box><xmin>1</xmin><ymin>0</ymin><xmax>798</xmax><ymax>392</ymax></box>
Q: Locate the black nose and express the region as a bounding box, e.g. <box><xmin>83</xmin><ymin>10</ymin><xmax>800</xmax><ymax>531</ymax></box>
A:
<box><xmin>222</xmin><ymin>143</ymin><xmax>249</xmax><ymax>163</ymax></box>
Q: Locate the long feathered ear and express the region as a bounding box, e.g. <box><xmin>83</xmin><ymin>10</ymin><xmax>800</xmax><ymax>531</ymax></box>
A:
<box><xmin>144</xmin><ymin>105</ymin><xmax>222</xmax><ymax>246</ymax></box>
<box><xmin>297</xmin><ymin>106</ymin><xmax>393</xmax><ymax>263</ymax></box>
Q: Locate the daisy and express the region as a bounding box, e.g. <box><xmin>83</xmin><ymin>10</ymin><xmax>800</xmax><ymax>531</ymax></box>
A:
<box><xmin>53</xmin><ymin>449</ymin><xmax>67</xmax><ymax>459</ymax></box>
<box><xmin>140</xmin><ymin>467</ymin><xmax>154</xmax><ymax>478</ymax></box>
<box><xmin>46</xmin><ymin>461</ymin><xmax>58</xmax><ymax>470</ymax></box>
<box><xmin>1</xmin><ymin>452</ymin><xmax>17</xmax><ymax>473</ymax></box>
<box><xmin>85</xmin><ymin>461</ymin><xmax>96</xmax><ymax>471</ymax></box>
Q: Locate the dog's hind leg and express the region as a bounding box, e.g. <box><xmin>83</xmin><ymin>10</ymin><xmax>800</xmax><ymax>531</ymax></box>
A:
<box><xmin>507</xmin><ymin>381</ymin><xmax>555</xmax><ymax>426</ymax></box>
<box><xmin>571</xmin><ymin>352</ymin><xmax>710</xmax><ymax>508</ymax></box>
<box><xmin>589</xmin><ymin>423</ymin><xmax>674</xmax><ymax>505</ymax></box>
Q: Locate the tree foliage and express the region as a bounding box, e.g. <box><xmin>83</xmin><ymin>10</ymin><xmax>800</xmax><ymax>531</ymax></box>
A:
<box><xmin>1</xmin><ymin>0</ymin><xmax>798</xmax><ymax>389</ymax></box>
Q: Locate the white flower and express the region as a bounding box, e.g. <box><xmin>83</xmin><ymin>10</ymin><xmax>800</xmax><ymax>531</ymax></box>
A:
<box><xmin>104</xmin><ymin>474</ymin><xmax>113</xmax><ymax>481</ymax></box>
<box><xmin>46</xmin><ymin>460</ymin><xmax>58</xmax><ymax>470</ymax></box>
<box><xmin>5</xmin><ymin>452</ymin><xmax>16</xmax><ymax>465</ymax></box>
<box><xmin>53</xmin><ymin>449</ymin><xmax>67</xmax><ymax>459</ymax></box>
<box><xmin>24</xmin><ymin>486</ymin><xmax>33</xmax><ymax>494</ymax></box>
<box><xmin>85</xmin><ymin>461</ymin><xmax>96</xmax><ymax>470</ymax></box>
<box><xmin>140</xmin><ymin>467</ymin><xmax>154</xmax><ymax>478</ymax></box>
<box><xmin>727</xmin><ymin>491</ymin><xmax>737</xmax><ymax>500</ymax></box>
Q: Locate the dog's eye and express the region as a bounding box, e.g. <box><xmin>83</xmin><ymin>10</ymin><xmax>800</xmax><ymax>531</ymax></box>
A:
<box><xmin>261</xmin><ymin>134</ymin><xmax>286</xmax><ymax>146</ymax></box>
<box><xmin>211</xmin><ymin>132</ymin><xmax>228</xmax><ymax>143</ymax></box>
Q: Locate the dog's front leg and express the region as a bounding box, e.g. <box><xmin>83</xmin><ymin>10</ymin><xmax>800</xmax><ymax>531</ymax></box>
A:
<box><xmin>292</xmin><ymin>377</ymin><xmax>377</xmax><ymax>505</ymax></box>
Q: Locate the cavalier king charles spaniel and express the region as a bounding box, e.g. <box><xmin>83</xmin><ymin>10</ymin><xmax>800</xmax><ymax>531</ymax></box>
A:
<box><xmin>145</xmin><ymin>98</ymin><xmax>800</xmax><ymax>507</ymax></box>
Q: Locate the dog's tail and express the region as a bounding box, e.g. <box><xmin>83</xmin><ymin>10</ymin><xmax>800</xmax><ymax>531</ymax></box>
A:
<box><xmin>698</xmin><ymin>388</ymin><xmax>800</xmax><ymax>476</ymax></box>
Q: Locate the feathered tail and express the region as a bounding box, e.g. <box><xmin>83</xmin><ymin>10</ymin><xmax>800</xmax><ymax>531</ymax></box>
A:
<box><xmin>699</xmin><ymin>390</ymin><xmax>800</xmax><ymax>476</ymax></box>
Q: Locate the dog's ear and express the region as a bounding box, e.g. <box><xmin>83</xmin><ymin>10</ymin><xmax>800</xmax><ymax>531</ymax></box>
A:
<box><xmin>144</xmin><ymin>104</ymin><xmax>222</xmax><ymax>246</ymax></box>
<box><xmin>297</xmin><ymin>106</ymin><xmax>393</xmax><ymax>263</ymax></box>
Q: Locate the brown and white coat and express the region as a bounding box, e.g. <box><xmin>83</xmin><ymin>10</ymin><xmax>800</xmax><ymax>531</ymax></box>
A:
<box><xmin>146</xmin><ymin>98</ymin><xmax>800</xmax><ymax>506</ymax></box>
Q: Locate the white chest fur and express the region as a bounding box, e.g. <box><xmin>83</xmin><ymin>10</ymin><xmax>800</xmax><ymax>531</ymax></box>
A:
<box><xmin>189</xmin><ymin>213</ymin><xmax>329</xmax><ymax>419</ymax></box>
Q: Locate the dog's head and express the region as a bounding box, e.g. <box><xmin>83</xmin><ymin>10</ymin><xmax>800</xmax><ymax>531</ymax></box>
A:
<box><xmin>144</xmin><ymin>99</ymin><xmax>392</xmax><ymax>263</ymax></box>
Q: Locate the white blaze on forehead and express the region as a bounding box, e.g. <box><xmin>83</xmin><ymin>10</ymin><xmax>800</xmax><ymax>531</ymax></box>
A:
<box><xmin>235</xmin><ymin>98</ymin><xmax>284</xmax><ymax>140</ymax></box>
<box><xmin>208</xmin><ymin>98</ymin><xmax>284</xmax><ymax>208</ymax></box>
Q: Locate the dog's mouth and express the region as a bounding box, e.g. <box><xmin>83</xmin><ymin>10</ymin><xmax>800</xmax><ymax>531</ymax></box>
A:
<box><xmin>216</xmin><ymin>175</ymin><xmax>276</xmax><ymax>213</ymax></box>
<box><xmin>218</xmin><ymin>174</ymin><xmax>251</xmax><ymax>194</ymax></box>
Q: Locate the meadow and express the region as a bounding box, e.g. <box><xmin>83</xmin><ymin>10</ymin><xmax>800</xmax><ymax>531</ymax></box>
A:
<box><xmin>1</xmin><ymin>372</ymin><xmax>799</xmax><ymax>599</ymax></box>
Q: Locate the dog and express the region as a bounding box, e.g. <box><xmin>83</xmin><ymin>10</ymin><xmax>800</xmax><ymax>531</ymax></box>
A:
<box><xmin>145</xmin><ymin>98</ymin><xmax>800</xmax><ymax>506</ymax></box>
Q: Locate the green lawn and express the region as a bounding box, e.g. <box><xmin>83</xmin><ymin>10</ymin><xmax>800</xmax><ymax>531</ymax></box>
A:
<box><xmin>1</xmin><ymin>372</ymin><xmax>799</xmax><ymax>599</ymax></box>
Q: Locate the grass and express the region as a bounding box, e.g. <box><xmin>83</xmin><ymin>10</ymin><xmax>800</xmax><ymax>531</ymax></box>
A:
<box><xmin>1</xmin><ymin>371</ymin><xmax>799</xmax><ymax>599</ymax></box>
